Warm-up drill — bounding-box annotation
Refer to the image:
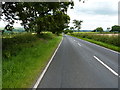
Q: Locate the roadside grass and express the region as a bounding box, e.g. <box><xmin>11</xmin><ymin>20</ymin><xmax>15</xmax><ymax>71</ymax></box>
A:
<box><xmin>3</xmin><ymin>32</ymin><xmax>62</xmax><ymax>88</ymax></box>
<box><xmin>0</xmin><ymin>34</ymin><xmax>2</xmax><ymax>90</ymax></box>
<box><xmin>0</xmin><ymin>58</ymin><xmax>1</xmax><ymax>90</ymax></box>
<box><xmin>70</xmin><ymin>34</ymin><xmax>120</xmax><ymax>52</ymax></box>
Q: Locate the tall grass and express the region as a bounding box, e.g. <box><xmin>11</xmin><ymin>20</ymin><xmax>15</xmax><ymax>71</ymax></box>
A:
<box><xmin>3</xmin><ymin>33</ymin><xmax>62</xmax><ymax>88</ymax></box>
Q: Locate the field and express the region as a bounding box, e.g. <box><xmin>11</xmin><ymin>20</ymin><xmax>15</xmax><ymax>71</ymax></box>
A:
<box><xmin>95</xmin><ymin>34</ymin><xmax>118</xmax><ymax>36</ymax></box>
<box><xmin>69</xmin><ymin>32</ymin><xmax>120</xmax><ymax>52</ymax></box>
<box><xmin>2</xmin><ymin>32</ymin><xmax>62</xmax><ymax>88</ymax></box>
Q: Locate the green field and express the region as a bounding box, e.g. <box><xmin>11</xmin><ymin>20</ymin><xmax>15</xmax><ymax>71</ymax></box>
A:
<box><xmin>2</xmin><ymin>32</ymin><xmax>62</xmax><ymax>88</ymax></box>
<box><xmin>69</xmin><ymin>33</ymin><xmax>120</xmax><ymax>52</ymax></box>
<box><xmin>72</xmin><ymin>32</ymin><xmax>119</xmax><ymax>34</ymax></box>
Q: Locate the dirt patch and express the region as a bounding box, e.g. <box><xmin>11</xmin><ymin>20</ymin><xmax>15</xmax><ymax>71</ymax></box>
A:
<box><xmin>95</xmin><ymin>34</ymin><xmax>119</xmax><ymax>36</ymax></box>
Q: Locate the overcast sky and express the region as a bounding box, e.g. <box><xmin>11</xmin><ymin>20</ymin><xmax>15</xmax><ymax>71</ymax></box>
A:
<box><xmin>0</xmin><ymin>0</ymin><xmax>119</xmax><ymax>30</ymax></box>
<box><xmin>67</xmin><ymin>0</ymin><xmax>119</xmax><ymax>30</ymax></box>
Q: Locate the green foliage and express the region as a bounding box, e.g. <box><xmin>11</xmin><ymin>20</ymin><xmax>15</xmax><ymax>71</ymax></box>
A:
<box><xmin>64</xmin><ymin>29</ymin><xmax>73</xmax><ymax>34</ymax></box>
<box><xmin>2</xmin><ymin>2</ymin><xmax>73</xmax><ymax>35</ymax></box>
<box><xmin>70</xmin><ymin>27</ymin><xmax>74</xmax><ymax>30</ymax></box>
<box><xmin>93</xmin><ymin>27</ymin><xmax>103</xmax><ymax>32</ymax></box>
<box><xmin>69</xmin><ymin>30</ymin><xmax>74</xmax><ymax>34</ymax></box>
<box><xmin>73</xmin><ymin>19</ymin><xmax>83</xmax><ymax>31</ymax></box>
<box><xmin>49</xmin><ymin>11</ymin><xmax>70</xmax><ymax>35</ymax></box>
<box><xmin>110</xmin><ymin>25</ymin><xmax>120</xmax><ymax>32</ymax></box>
<box><xmin>70</xmin><ymin>33</ymin><xmax>120</xmax><ymax>52</ymax></box>
<box><xmin>3</xmin><ymin>33</ymin><xmax>62</xmax><ymax>88</ymax></box>
<box><xmin>71</xmin><ymin>34</ymin><xmax>120</xmax><ymax>52</ymax></box>
<box><xmin>2</xmin><ymin>33</ymin><xmax>38</xmax><ymax>59</ymax></box>
<box><xmin>4</xmin><ymin>25</ymin><xmax>14</xmax><ymax>31</ymax></box>
<box><xmin>70</xmin><ymin>33</ymin><xmax>120</xmax><ymax>47</ymax></box>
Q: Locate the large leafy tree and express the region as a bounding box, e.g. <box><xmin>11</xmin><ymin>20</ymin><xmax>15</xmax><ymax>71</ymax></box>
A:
<box><xmin>2</xmin><ymin>2</ymin><xmax>74</xmax><ymax>35</ymax></box>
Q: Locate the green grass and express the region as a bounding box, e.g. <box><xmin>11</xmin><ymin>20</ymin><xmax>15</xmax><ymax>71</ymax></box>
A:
<box><xmin>70</xmin><ymin>34</ymin><xmax>120</xmax><ymax>52</ymax></box>
<box><xmin>0</xmin><ymin>34</ymin><xmax>2</xmax><ymax>90</ymax></box>
<box><xmin>3</xmin><ymin>33</ymin><xmax>62</xmax><ymax>88</ymax></box>
<box><xmin>0</xmin><ymin>58</ymin><xmax>1</xmax><ymax>90</ymax></box>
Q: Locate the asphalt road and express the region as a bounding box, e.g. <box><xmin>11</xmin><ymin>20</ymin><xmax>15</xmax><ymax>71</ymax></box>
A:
<box><xmin>37</xmin><ymin>35</ymin><xmax>119</xmax><ymax>88</ymax></box>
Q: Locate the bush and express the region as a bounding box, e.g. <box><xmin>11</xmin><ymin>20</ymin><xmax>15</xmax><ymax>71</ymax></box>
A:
<box><xmin>2</xmin><ymin>33</ymin><xmax>39</xmax><ymax>59</ymax></box>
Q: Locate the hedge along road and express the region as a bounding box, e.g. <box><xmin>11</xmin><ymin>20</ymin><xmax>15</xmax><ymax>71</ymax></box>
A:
<box><xmin>34</xmin><ymin>35</ymin><xmax>119</xmax><ymax>88</ymax></box>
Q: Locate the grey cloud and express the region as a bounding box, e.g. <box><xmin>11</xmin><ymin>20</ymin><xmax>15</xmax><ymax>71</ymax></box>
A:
<box><xmin>75</xmin><ymin>2</ymin><xmax>118</xmax><ymax>16</ymax></box>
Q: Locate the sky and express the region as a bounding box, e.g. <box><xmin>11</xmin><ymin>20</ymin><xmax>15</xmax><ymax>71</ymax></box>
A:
<box><xmin>0</xmin><ymin>0</ymin><xmax>119</xmax><ymax>30</ymax></box>
<box><xmin>67</xmin><ymin>0</ymin><xmax>119</xmax><ymax>30</ymax></box>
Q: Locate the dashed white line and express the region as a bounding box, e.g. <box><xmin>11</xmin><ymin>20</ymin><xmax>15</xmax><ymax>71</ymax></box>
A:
<box><xmin>93</xmin><ymin>56</ymin><xmax>118</xmax><ymax>76</ymax></box>
<box><xmin>77</xmin><ymin>38</ymin><xmax>119</xmax><ymax>54</ymax></box>
<box><xmin>33</xmin><ymin>37</ymin><xmax>63</xmax><ymax>89</ymax></box>
<box><xmin>74</xmin><ymin>40</ymin><xmax>76</xmax><ymax>41</ymax></box>
<box><xmin>78</xmin><ymin>43</ymin><xmax>81</xmax><ymax>46</ymax></box>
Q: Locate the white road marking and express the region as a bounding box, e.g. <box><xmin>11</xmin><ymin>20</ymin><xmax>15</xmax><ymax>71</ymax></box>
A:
<box><xmin>33</xmin><ymin>37</ymin><xmax>63</xmax><ymax>89</ymax></box>
<box><xmin>78</xmin><ymin>43</ymin><xmax>81</xmax><ymax>46</ymax></box>
<box><xmin>77</xmin><ymin>38</ymin><xmax>119</xmax><ymax>54</ymax></box>
<box><xmin>93</xmin><ymin>56</ymin><xmax>118</xmax><ymax>76</ymax></box>
<box><xmin>74</xmin><ymin>40</ymin><xmax>76</xmax><ymax>41</ymax></box>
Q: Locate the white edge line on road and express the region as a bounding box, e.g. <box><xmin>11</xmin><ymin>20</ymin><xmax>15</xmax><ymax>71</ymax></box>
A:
<box><xmin>33</xmin><ymin>37</ymin><xmax>63</xmax><ymax>89</ymax></box>
<box><xmin>81</xmin><ymin>38</ymin><xmax>119</xmax><ymax>54</ymax></box>
<box><xmin>93</xmin><ymin>56</ymin><xmax>118</xmax><ymax>77</ymax></box>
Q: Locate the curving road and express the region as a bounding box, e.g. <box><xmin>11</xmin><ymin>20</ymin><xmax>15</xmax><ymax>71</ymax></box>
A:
<box><xmin>37</xmin><ymin>35</ymin><xmax>119</xmax><ymax>88</ymax></box>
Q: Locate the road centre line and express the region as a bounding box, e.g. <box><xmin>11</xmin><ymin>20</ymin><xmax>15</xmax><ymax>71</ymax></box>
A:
<box><xmin>75</xmin><ymin>37</ymin><xmax>119</xmax><ymax>54</ymax></box>
<box><xmin>78</xmin><ymin>43</ymin><xmax>81</xmax><ymax>46</ymax></box>
<box><xmin>93</xmin><ymin>56</ymin><xmax>118</xmax><ymax>77</ymax></box>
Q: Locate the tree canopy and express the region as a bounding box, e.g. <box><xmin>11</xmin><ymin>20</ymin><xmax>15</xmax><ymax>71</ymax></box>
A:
<box><xmin>2</xmin><ymin>2</ymin><xmax>74</xmax><ymax>35</ymax></box>
<box><xmin>70</xmin><ymin>27</ymin><xmax>74</xmax><ymax>30</ymax></box>
<box><xmin>93</xmin><ymin>27</ymin><xmax>103</xmax><ymax>32</ymax></box>
<box><xmin>110</xmin><ymin>25</ymin><xmax>120</xmax><ymax>32</ymax></box>
<box><xmin>73</xmin><ymin>19</ymin><xmax>83</xmax><ymax>32</ymax></box>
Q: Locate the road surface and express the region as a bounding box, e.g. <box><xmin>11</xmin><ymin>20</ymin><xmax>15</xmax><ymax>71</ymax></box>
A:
<box><xmin>37</xmin><ymin>35</ymin><xmax>119</xmax><ymax>88</ymax></box>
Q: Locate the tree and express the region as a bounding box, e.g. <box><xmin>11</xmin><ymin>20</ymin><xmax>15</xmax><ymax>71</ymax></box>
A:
<box><xmin>73</xmin><ymin>19</ymin><xmax>83</xmax><ymax>32</ymax></box>
<box><xmin>69</xmin><ymin>30</ymin><xmax>73</xmax><ymax>34</ymax></box>
<box><xmin>64</xmin><ymin>30</ymin><xmax>69</xmax><ymax>34</ymax></box>
<box><xmin>4</xmin><ymin>24</ymin><xmax>14</xmax><ymax>31</ymax></box>
<box><xmin>2</xmin><ymin>2</ymin><xmax>74</xmax><ymax>35</ymax></box>
<box><xmin>63</xmin><ymin>29</ymin><xmax>73</xmax><ymax>34</ymax></box>
<box><xmin>110</xmin><ymin>25</ymin><xmax>120</xmax><ymax>32</ymax></box>
<box><xmin>91</xmin><ymin>30</ymin><xmax>96</xmax><ymax>32</ymax></box>
<box><xmin>107</xmin><ymin>27</ymin><xmax>110</xmax><ymax>32</ymax></box>
<box><xmin>94</xmin><ymin>27</ymin><xmax>103</xmax><ymax>32</ymax></box>
<box><xmin>70</xmin><ymin>27</ymin><xmax>74</xmax><ymax>30</ymax></box>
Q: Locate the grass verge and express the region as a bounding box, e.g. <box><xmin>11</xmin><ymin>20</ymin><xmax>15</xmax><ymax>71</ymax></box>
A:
<box><xmin>70</xmin><ymin>34</ymin><xmax>120</xmax><ymax>52</ymax></box>
<box><xmin>3</xmin><ymin>33</ymin><xmax>62</xmax><ymax>88</ymax></box>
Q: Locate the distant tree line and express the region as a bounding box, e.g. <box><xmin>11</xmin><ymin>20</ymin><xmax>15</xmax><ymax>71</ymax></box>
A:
<box><xmin>92</xmin><ymin>27</ymin><xmax>103</xmax><ymax>32</ymax></box>
<box><xmin>110</xmin><ymin>25</ymin><xmax>120</xmax><ymax>32</ymax></box>
<box><xmin>92</xmin><ymin>25</ymin><xmax>120</xmax><ymax>32</ymax></box>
